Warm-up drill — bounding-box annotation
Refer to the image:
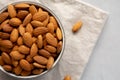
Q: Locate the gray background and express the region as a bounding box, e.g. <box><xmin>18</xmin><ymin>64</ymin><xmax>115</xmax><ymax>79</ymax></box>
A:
<box><xmin>81</xmin><ymin>0</ymin><xmax>120</xmax><ymax>80</ymax></box>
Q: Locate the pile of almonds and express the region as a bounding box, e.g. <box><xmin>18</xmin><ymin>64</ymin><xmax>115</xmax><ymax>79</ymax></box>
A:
<box><xmin>0</xmin><ymin>3</ymin><xmax>63</xmax><ymax>76</ymax></box>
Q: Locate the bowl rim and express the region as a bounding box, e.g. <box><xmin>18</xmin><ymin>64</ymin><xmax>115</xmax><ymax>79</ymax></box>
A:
<box><xmin>0</xmin><ymin>1</ymin><xmax>65</xmax><ymax>79</ymax></box>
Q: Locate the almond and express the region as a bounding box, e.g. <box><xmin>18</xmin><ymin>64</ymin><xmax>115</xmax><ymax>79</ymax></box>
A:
<box><xmin>12</xmin><ymin>45</ymin><xmax>19</xmax><ymax>51</ymax></box>
<box><xmin>10</xmin><ymin>51</ymin><xmax>25</xmax><ymax>60</ymax></box>
<box><xmin>15</xmin><ymin>3</ymin><xmax>30</xmax><ymax>9</ymax></box>
<box><xmin>8</xmin><ymin>4</ymin><xmax>16</xmax><ymax>18</ymax></box>
<box><xmin>46</xmin><ymin>33</ymin><xmax>57</xmax><ymax>47</ymax></box>
<box><xmin>32</xmin><ymin>69</ymin><xmax>43</xmax><ymax>75</ymax></box>
<box><xmin>33</xmin><ymin>62</ymin><xmax>46</xmax><ymax>68</ymax></box>
<box><xmin>17</xmin><ymin>10</ymin><xmax>29</xmax><ymax>20</ymax></box>
<box><xmin>9</xmin><ymin>18</ymin><xmax>22</xmax><ymax>27</ymax></box>
<box><xmin>31</xmin><ymin>20</ymin><xmax>44</xmax><ymax>27</ymax></box>
<box><xmin>57</xmin><ymin>41</ymin><xmax>63</xmax><ymax>54</ymax></box>
<box><xmin>23</xmin><ymin>32</ymin><xmax>33</xmax><ymax>47</ymax></box>
<box><xmin>33</xmin><ymin>12</ymin><xmax>48</xmax><ymax>22</ymax></box>
<box><xmin>14</xmin><ymin>65</ymin><xmax>22</xmax><ymax>75</ymax></box>
<box><xmin>1</xmin><ymin>52</ymin><xmax>11</xmax><ymax>64</ymax></box>
<box><xmin>0</xmin><ymin>56</ymin><xmax>4</xmax><ymax>65</ymax></box>
<box><xmin>0</xmin><ymin>12</ymin><xmax>9</xmax><ymax>23</ymax></box>
<box><xmin>64</xmin><ymin>75</ymin><xmax>71</xmax><ymax>80</ymax></box>
<box><xmin>17</xmin><ymin>37</ymin><xmax>23</xmax><ymax>45</ymax></box>
<box><xmin>18</xmin><ymin>24</ymin><xmax>25</xmax><ymax>36</ymax></box>
<box><xmin>0</xmin><ymin>40</ymin><xmax>13</xmax><ymax>48</ymax></box>
<box><xmin>21</xmin><ymin>70</ymin><xmax>31</xmax><ymax>76</ymax></box>
<box><xmin>44</xmin><ymin>45</ymin><xmax>56</xmax><ymax>53</ymax></box>
<box><xmin>18</xmin><ymin>45</ymin><xmax>30</xmax><ymax>54</ymax></box>
<box><xmin>37</xmin><ymin>35</ymin><xmax>43</xmax><ymax>49</ymax></box>
<box><xmin>30</xmin><ymin>43</ymin><xmax>38</xmax><ymax>57</ymax></box>
<box><xmin>0</xmin><ymin>47</ymin><xmax>11</xmax><ymax>53</ymax></box>
<box><xmin>47</xmin><ymin>23</ymin><xmax>54</xmax><ymax>33</ymax></box>
<box><xmin>33</xmin><ymin>55</ymin><xmax>48</xmax><ymax>65</ymax></box>
<box><xmin>20</xmin><ymin>59</ymin><xmax>31</xmax><ymax>71</ymax></box>
<box><xmin>33</xmin><ymin>27</ymin><xmax>48</xmax><ymax>37</ymax></box>
<box><xmin>32</xmin><ymin>37</ymin><xmax>37</xmax><ymax>43</ymax></box>
<box><xmin>50</xmin><ymin>16</ymin><xmax>58</xmax><ymax>30</ymax></box>
<box><xmin>47</xmin><ymin>56</ymin><xmax>54</xmax><ymax>70</ymax></box>
<box><xmin>3</xmin><ymin>65</ymin><xmax>12</xmax><ymax>71</ymax></box>
<box><xmin>23</xmin><ymin>13</ymin><xmax>32</xmax><ymax>26</ymax></box>
<box><xmin>38</xmin><ymin>8</ymin><xmax>43</xmax><ymax>13</ymax></box>
<box><xmin>26</xmin><ymin>55</ymin><xmax>33</xmax><ymax>63</ymax></box>
<box><xmin>0</xmin><ymin>32</ymin><xmax>10</xmax><ymax>39</ymax></box>
<box><xmin>72</xmin><ymin>21</ymin><xmax>83</xmax><ymax>32</ymax></box>
<box><xmin>30</xmin><ymin>64</ymin><xmax>34</xmax><ymax>70</ymax></box>
<box><xmin>2</xmin><ymin>24</ymin><xmax>13</xmax><ymax>32</ymax></box>
<box><xmin>43</xmin><ymin>14</ymin><xmax>49</xmax><ymax>27</ymax></box>
<box><xmin>56</xmin><ymin>27</ymin><xmax>62</xmax><ymax>40</ymax></box>
<box><xmin>12</xmin><ymin>60</ymin><xmax>18</xmax><ymax>67</ymax></box>
<box><xmin>29</xmin><ymin>5</ymin><xmax>37</xmax><ymax>15</ymax></box>
<box><xmin>39</xmin><ymin>49</ymin><xmax>51</xmax><ymax>58</ymax></box>
<box><xmin>10</xmin><ymin>29</ymin><xmax>19</xmax><ymax>42</ymax></box>
<box><xmin>26</xmin><ymin>23</ymin><xmax>33</xmax><ymax>34</ymax></box>
<box><xmin>0</xmin><ymin>19</ymin><xmax>9</xmax><ymax>30</ymax></box>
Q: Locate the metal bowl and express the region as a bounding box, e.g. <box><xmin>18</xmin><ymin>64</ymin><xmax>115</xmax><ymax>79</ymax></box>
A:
<box><xmin>0</xmin><ymin>1</ymin><xmax>65</xmax><ymax>79</ymax></box>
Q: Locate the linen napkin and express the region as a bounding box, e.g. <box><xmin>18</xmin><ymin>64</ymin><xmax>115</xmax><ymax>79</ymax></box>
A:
<box><xmin>0</xmin><ymin>0</ymin><xmax>108</xmax><ymax>80</ymax></box>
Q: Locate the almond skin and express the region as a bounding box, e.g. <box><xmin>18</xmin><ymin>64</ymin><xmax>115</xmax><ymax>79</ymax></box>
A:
<box><xmin>2</xmin><ymin>24</ymin><xmax>13</xmax><ymax>32</ymax></box>
<box><xmin>17</xmin><ymin>37</ymin><xmax>23</xmax><ymax>46</ymax></box>
<box><xmin>0</xmin><ymin>12</ymin><xmax>9</xmax><ymax>23</ymax></box>
<box><xmin>9</xmin><ymin>18</ymin><xmax>22</xmax><ymax>27</ymax></box>
<box><xmin>57</xmin><ymin>41</ymin><xmax>63</xmax><ymax>54</ymax></box>
<box><xmin>33</xmin><ymin>62</ymin><xmax>46</xmax><ymax>68</ymax></box>
<box><xmin>46</xmin><ymin>33</ymin><xmax>58</xmax><ymax>47</ymax></box>
<box><xmin>56</xmin><ymin>27</ymin><xmax>62</xmax><ymax>40</ymax></box>
<box><xmin>50</xmin><ymin>16</ymin><xmax>58</xmax><ymax>30</ymax></box>
<box><xmin>17</xmin><ymin>10</ymin><xmax>29</xmax><ymax>20</ymax></box>
<box><xmin>44</xmin><ymin>45</ymin><xmax>56</xmax><ymax>53</ymax></box>
<box><xmin>20</xmin><ymin>59</ymin><xmax>31</xmax><ymax>71</ymax></box>
<box><xmin>33</xmin><ymin>56</ymin><xmax>48</xmax><ymax>65</ymax></box>
<box><xmin>10</xmin><ymin>51</ymin><xmax>25</xmax><ymax>60</ymax></box>
<box><xmin>32</xmin><ymin>69</ymin><xmax>43</xmax><ymax>75</ymax></box>
<box><xmin>30</xmin><ymin>43</ymin><xmax>38</xmax><ymax>57</ymax></box>
<box><xmin>0</xmin><ymin>32</ymin><xmax>10</xmax><ymax>39</ymax></box>
<box><xmin>3</xmin><ymin>65</ymin><xmax>12</xmax><ymax>71</ymax></box>
<box><xmin>72</xmin><ymin>21</ymin><xmax>83</xmax><ymax>32</ymax></box>
<box><xmin>39</xmin><ymin>49</ymin><xmax>51</xmax><ymax>58</ymax></box>
<box><xmin>33</xmin><ymin>27</ymin><xmax>48</xmax><ymax>37</ymax></box>
<box><xmin>26</xmin><ymin>23</ymin><xmax>33</xmax><ymax>34</ymax></box>
<box><xmin>37</xmin><ymin>35</ymin><xmax>43</xmax><ymax>49</ymax></box>
<box><xmin>18</xmin><ymin>24</ymin><xmax>25</xmax><ymax>36</ymax></box>
<box><xmin>33</xmin><ymin>12</ymin><xmax>48</xmax><ymax>22</ymax></box>
<box><xmin>64</xmin><ymin>75</ymin><xmax>71</xmax><ymax>80</ymax></box>
<box><xmin>18</xmin><ymin>45</ymin><xmax>30</xmax><ymax>54</ymax></box>
<box><xmin>0</xmin><ymin>40</ymin><xmax>13</xmax><ymax>48</ymax></box>
<box><xmin>31</xmin><ymin>20</ymin><xmax>44</xmax><ymax>27</ymax></box>
<box><xmin>10</xmin><ymin>29</ymin><xmax>19</xmax><ymax>42</ymax></box>
<box><xmin>15</xmin><ymin>3</ymin><xmax>30</xmax><ymax>9</ymax></box>
<box><xmin>1</xmin><ymin>52</ymin><xmax>11</xmax><ymax>64</ymax></box>
<box><xmin>29</xmin><ymin>5</ymin><xmax>37</xmax><ymax>15</ymax></box>
<box><xmin>47</xmin><ymin>56</ymin><xmax>54</xmax><ymax>70</ymax></box>
<box><xmin>47</xmin><ymin>23</ymin><xmax>54</xmax><ymax>33</ymax></box>
<box><xmin>23</xmin><ymin>13</ymin><xmax>32</xmax><ymax>26</ymax></box>
<box><xmin>8</xmin><ymin>4</ymin><xmax>16</xmax><ymax>18</ymax></box>
<box><xmin>14</xmin><ymin>65</ymin><xmax>22</xmax><ymax>75</ymax></box>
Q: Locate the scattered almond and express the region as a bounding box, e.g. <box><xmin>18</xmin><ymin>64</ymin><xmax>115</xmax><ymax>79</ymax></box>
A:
<box><xmin>64</xmin><ymin>75</ymin><xmax>71</xmax><ymax>80</ymax></box>
<box><xmin>72</xmin><ymin>21</ymin><xmax>83</xmax><ymax>32</ymax></box>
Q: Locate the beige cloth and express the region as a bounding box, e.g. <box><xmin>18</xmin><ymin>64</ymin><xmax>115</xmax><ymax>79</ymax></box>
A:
<box><xmin>0</xmin><ymin>0</ymin><xmax>108</xmax><ymax>80</ymax></box>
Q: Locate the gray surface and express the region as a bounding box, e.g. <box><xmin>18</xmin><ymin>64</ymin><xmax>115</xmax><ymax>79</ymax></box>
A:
<box><xmin>81</xmin><ymin>0</ymin><xmax>120</xmax><ymax>80</ymax></box>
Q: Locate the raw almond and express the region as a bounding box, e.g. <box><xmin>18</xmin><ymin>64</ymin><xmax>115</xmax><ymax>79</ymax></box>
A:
<box><xmin>72</xmin><ymin>21</ymin><xmax>83</xmax><ymax>32</ymax></box>
<box><xmin>38</xmin><ymin>8</ymin><xmax>43</xmax><ymax>13</ymax></box>
<box><xmin>12</xmin><ymin>60</ymin><xmax>18</xmax><ymax>67</ymax></box>
<box><xmin>17</xmin><ymin>37</ymin><xmax>23</xmax><ymax>45</ymax></box>
<box><xmin>31</xmin><ymin>20</ymin><xmax>44</xmax><ymax>27</ymax></box>
<box><xmin>44</xmin><ymin>45</ymin><xmax>56</xmax><ymax>53</ymax></box>
<box><xmin>46</xmin><ymin>33</ymin><xmax>57</xmax><ymax>47</ymax></box>
<box><xmin>23</xmin><ymin>13</ymin><xmax>32</xmax><ymax>26</ymax></box>
<box><xmin>57</xmin><ymin>41</ymin><xmax>63</xmax><ymax>54</ymax></box>
<box><xmin>26</xmin><ymin>23</ymin><xmax>33</xmax><ymax>34</ymax></box>
<box><xmin>0</xmin><ymin>47</ymin><xmax>11</xmax><ymax>53</ymax></box>
<box><xmin>1</xmin><ymin>52</ymin><xmax>11</xmax><ymax>64</ymax></box>
<box><xmin>64</xmin><ymin>75</ymin><xmax>71</xmax><ymax>80</ymax></box>
<box><xmin>56</xmin><ymin>27</ymin><xmax>62</xmax><ymax>40</ymax></box>
<box><xmin>0</xmin><ymin>56</ymin><xmax>4</xmax><ymax>65</ymax></box>
<box><xmin>39</xmin><ymin>49</ymin><xmax>51</xmax><ymax>58</ymax></box>
<box><xmin>0</xmin><ymin>32</ymin><xmax>10</xmax><ymax>39</ymax></box>
<box><xmin>32</xmin><ymin>37</ymin><xmax>37</xmax><ymax>43</ymax></box>
<box><xmin>50</xmin><ymin>16</ymin><xmax>58</xmax><ymax>30</ymax></box>
<box><xmin>26</xmin><ymin>55</ymin><xmax>33</xmax><ymax>63</ymax></box>
<box><xmin>43</xmin><ymin>39</ymin><xmax>47</xmax><ymax>47</ymax></box>
<box><xmin>9</xmin><ymin>18</ymin><xmax>22</xmax><ymax>27</ymax></box>
<box><xmin>0</xmin><ymin>19</ymin><xmax>9</xmax><ymax>30</ymax></box>
<box><xmin>0</xmin><ymin>40</ymin><xmax>13</xmax><ymax>48</ymax></box>
<box><xmin>18</xmin><ymin>24</ymin><xmax>25</xmax><ymax>36</ymax></box>
<box><xmin>2</xmin><ymin>24</ymin><xmax>13</xmax><ymax>32</ymax></box>
<box><xmin>20</xmin><ymin>59</ymin><xmax>31</xmax><ymax>71</ymax></box>
<box><xmin>15</xmin><ymin>3</ymin><xmax>30</xmax><ymax>9</ymax></box>
<box><xmin>37</xmin><ymin>35</ymin><xmax>43</xmax><ymax>49</ymax></box>
<box><xmin>18</xmin><ymin>45</ymin><xmax>30</xmax><ymax>54</ymax></box>
<box><xmin>12</xmin><ymin>45</ymin><xmax>19</xmax><ymax>51</ymax></box>
<box><xmin>32</xmin><ymin>69</ymin><xmax>43</xmax><ymax>75</ymax></box>
<box><xmin>8</xmin><ymin>4</ymin><xmax>16</xmax><ymax>18</ymax></box>
<box><xmin>33</xmin><ymin>55</ymin><xmax>48</xmax><ymax>65</ymax></box>
<box><xmin>21</xmin><ymin>70</ymin><xmax>31</xmax><ymax>76</ymax></box>
<box><xmin>14</xmin><ymin>65</ymin><xmax>22</xmax><ymax>75</ymax></box>
<box><xmin>10</xmin><ymin>29</ymin><xmax>19</xmax><ymax>42</ymax></box>
<box><xmin>47</xmin><ymin>23</ymin><xmax>54</xmax><ymax>33</ymax></box>
<box><xmin>33</xmin><ymin>12</ymin><xmax>48</xmax><ymax>22</ymax></box>
<box><xmin>0</xmin><ymin>12</ymin><xmax>9</xmax><ymax>23</ymax></box>
<box><xmin>3</xmin><ymin>65</ymin><xmax>12</xmax><ymax>71</ymax></box>
<box><xmin>10</xmin><ymin>51</ymin><xmax>25</xmax><ymax>60</ymax></box>
<box><xmin>33</xmin><ymin>27</ymin><xmax>48</xmax><ymax>37</ymax></box>
<box><xmin>33</xmin><ymin>62</ymin><xmax>46</xmax><ymax>68</ymax></box>
<box><xmin>29</xmin><ymin>5</ymin><xmax>37</xmax><ymax>15</ymax></box>
<box><xmin>23</xmin><ymin>32</ymin><xmax>33</xmax><ymax>47</ymax></box>
<box><xmin>17</xmin><ymin>10</ymin><xmax>29</xmax><ymax>19</ymax></box>
<box><xmin>47</xmin><ymin>56</ymin><xmax>54</xmax><ymax>70</ymax></box>
<box><xmin>43</xmin><ymin>15</ymin><xmax>49</xmax><ymax>27</ymax></box>
<box><xmin>30</xmin><ymin>43</ymin><xmax>38</xmax><ymax>57</ymax></box>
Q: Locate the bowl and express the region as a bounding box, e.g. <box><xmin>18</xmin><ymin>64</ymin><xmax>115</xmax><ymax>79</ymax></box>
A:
<box><xmin>0</xmin><ymin>1</ymin><xmax>65</xmax><ymax>79</ymax></box>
